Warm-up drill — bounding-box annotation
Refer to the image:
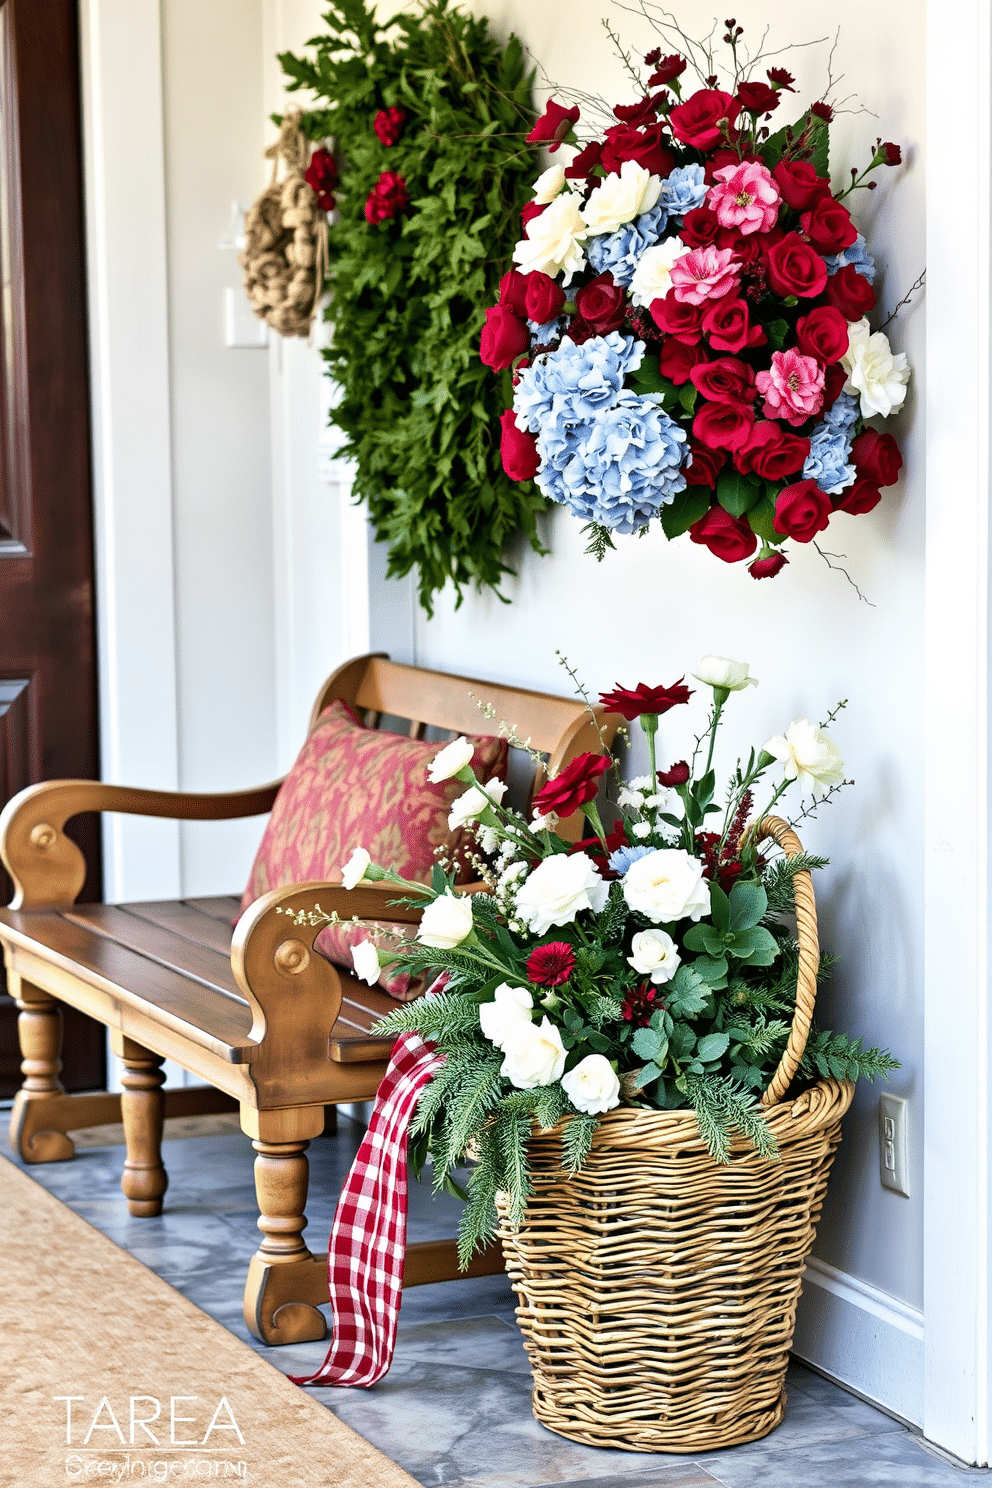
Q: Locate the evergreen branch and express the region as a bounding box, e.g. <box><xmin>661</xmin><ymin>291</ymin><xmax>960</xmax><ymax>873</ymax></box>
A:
<box><xmin>560</xmin><ymin>1113</ymin><xmax>598</xmax><ymax>1174</ymax></box>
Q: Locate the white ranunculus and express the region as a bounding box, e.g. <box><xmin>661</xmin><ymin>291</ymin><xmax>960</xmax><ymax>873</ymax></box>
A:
<box><xmin>448</xmin><ymin>777</ymin><xmax>508</xmax><ymax>831</ymax></box>
<box><xmin>500</xmin><ymin>1017</ymin><xmax>567</xmax><ymax>1089</ymax></box>
<box><xmin>479</xmin><ymin>983</ymin><xmax>533</xmax><ymax>1050</ymax></box>
<box><xmin>622</xmin><ymin>848</ymin><xmax>711</xmax><ymax>924</ymax></box>
<box><xmin>582</xmin><ymin>159</ymin><xmax>663</xmax><ymax>237</ymax></box>
<box><xmin>627</xmin><ymin>928</ymin><xmax>681</xmax><ymax>984</ymax></box>
<box><xmin>341</xmin><ymin>846</ymin><xmax>372</xmax><ymax>890</ymax></box>
<box><xmin>416</xmin><ymin>889</ymin><xmax>474</xmax><ymax>949</ymax></box>
<box><xmin>841</xmin><ymin>318</ymin><xmax>910</xmax><ymax>419</ymax></box>
<box><xmin>532</xmin><ymin>163</ymin><xmax>566</xmax><ymax>204</ymax></box>
<box><xmin>629</xmin><ymin>238</ymin><xmax>690</xmax><ymax>308</ymax></box>
<box><xmin>351</xmin><ymin>939</ymin><xmax>381</xmax><ymax>985</ymax></box>
<box><xmin>763</xmin><ymin>719</ymin><xmax>845</xmax><ymax>799</ymax></box>
<box><xmin>514</xmin><ymin>852</ymin><xmax>609</xmax><ymax>936</ymax></box>
<box><xmin>427</xmin><ymin>736</ymin><xmax>475</xmax><ymax>783</ymax></box>
<box><xmin>562</xmin><ymin>1054</ymin><xmax>621</xmax><ymax>1114</ymax></box>
<box><xmin>512</xmin><ymin>191</ymin><xmax>588</xmax><ymax>284</ymax></box>
<box><xmin>692</xmin><ymin>656</ymin><xmax>758</xmax><ymax>691</ymax></box>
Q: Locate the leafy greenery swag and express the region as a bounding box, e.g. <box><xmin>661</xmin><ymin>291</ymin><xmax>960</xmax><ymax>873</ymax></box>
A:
<box><xmin>280</xmin><ymin>0</ymin><xmax>544</xmax><ymax>614</ymax></box>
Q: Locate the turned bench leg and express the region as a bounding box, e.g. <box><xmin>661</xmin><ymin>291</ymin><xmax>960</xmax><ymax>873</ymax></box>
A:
<box><xmin>119</xmin><ymin>1037</ymin><xmax>168</xmax><ymax>1217</ymax></box>
<box><xmin>8</xmin><ymin>979</ymin><xmax>75</xmax><ymax>1163</ymax></box>
<box><xmin>242</xmin><ymin>1113</ymin><xmax>329</xmax><ymax>1346</ymax></box>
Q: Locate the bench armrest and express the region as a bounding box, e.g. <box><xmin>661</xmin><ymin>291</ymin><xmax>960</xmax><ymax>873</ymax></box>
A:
<box><xmin>0</xmin><ymin>778</ymin><xmax>282</xmax><ymax>909</ymax></box>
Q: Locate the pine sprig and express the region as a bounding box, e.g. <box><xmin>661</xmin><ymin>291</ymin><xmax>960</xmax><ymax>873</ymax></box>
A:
<box><xmin>560</xmin><ymin>1113</ymin><xmax>598</xmax><ymax>1174</ymax></box>
<box><xmin>800</xmin><ymin>1030</ymin><xmax>899</xmax><ymax>1083</ymax></box>
<box><xmin>684</xmin><ymin>1075</ymin><xmax>779</xmax><ymax>1163</ymax></box>
<box><xmin>374</xmin><ymin>991</ymin><xmax>482</xmax><ymax>1041</ymax></box>
<box><xmin>761</xmin><ymin>853</ymin><xmax>829</xmax><ymax>916</ymax></box>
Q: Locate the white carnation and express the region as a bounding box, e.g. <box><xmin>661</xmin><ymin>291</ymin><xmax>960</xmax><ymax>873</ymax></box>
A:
<box><xmin>629</xmin><ymin>239</ymin><xmax>690</xmax><ymax>308</ymax></box>
<box><xmin>763</xmin><ymin>719</ymin><xmax>844</xmax><ymax>799</ymax></box>
<box><xmin>622</xmin><ymin>848</ymin><xmax>711</xmax><ymax>924</ymax></box>
<box><xmin>341</xmin><ymin>846</ymin><xmax>371</xmax><ymax>890</ymax></box>
<box><xmin>582</xmin><ymin>160</ymin><xmax>663</xmax><ymax>236</ymax></box>
<box><xmin>351</xmin><ymin>940</ymin><xmax>380</xmax><ymax>985</ymax></box>
<box><xmin>514</xmin><ymin>852</ymin><xmax>609</xmax><ymax>936</ymax></box>
<box><xmin>841</xmin><ymin>319</ymin><xmax>910</xmax><ymax>419</ymax></box>
<box><xmin>561</xmin><ymin>1054</ymin><xmax>621</xmax><ymax>1114</ymax></box>
<box><xmin>416</xmin><ymin>889</ymin><xmax>474</xmax><ymax>949</ymax></box>
<box><xmin>512</xmin><ymin>191</ymin><xmax>588</xmax><ymax>284</ymax></box>
<box><xmin>692</xmin><ymin>656</ymin><xmax>758</xmax><ymax>692</ymax></box>
<box><xmin>428</xmin><ymin>736</ymin><xmax>475</xmax><ymax>783</ymax></box>
<box><xmin>448</xmin><ymin>777</ymin><xmax>507</xmax><ymax>831</ymax></box>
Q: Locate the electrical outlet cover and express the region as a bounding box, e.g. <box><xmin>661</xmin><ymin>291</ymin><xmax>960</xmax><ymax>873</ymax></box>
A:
<box><xmin>879</xmin><ymin>1092</ymin><xmax>910</xmax><ymax>1197</ymax></box>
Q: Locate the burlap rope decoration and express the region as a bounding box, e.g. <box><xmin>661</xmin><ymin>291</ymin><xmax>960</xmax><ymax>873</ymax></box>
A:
<box><xmin>240</xmin><ymin>111</ymin><xmax>328</xmax><ymax>338</ymax></box>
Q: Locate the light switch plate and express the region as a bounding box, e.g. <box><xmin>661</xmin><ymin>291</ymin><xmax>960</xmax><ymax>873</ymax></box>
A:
<box><xmin>879</xmin><ymin>1093</ymin><xmax>910</xmax><ymax>1197</ymax></box>
<box><xmin>224</xmin><ymin>286</ymin><xmax>268</xmax><ymax>348</ymax></box>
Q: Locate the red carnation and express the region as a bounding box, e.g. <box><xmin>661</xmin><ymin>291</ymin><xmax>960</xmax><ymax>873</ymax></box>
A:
<box><xmin>613</xmin><ymin>96</ymin><xmax>663</xmax><ymax>127</ymax></box>
<box><xmin>684</xmin><ymin>440</ymin><xmax>726</xmax><ymax>488</ymax></box>
<box><xmin>680</xmin><ymin>208</ymin><xmax>721</xmax><ymax>249</ymax></box>
<box><xmin>766</xmin><ymin>233</ymin><xmax>828</xmax><ymax>298</ymax></box>
<box><xmin>795</xmin><ymin>306</ymin><xmax>850</xmax><ymax>365</ymax></box>
<box><xmin>524</xmin><ymin>272</ymin><xmax>566</xmax><ymax>325</ymax></box>
<box><xmin>736</xmin><ymin>81</ymin><xmax>780</xmax><ymax>116</ymax></box>
<box><xmin>801</xmin><ymin>197</ymin><xmax>858</xmax><ymax>255</ymax></box>
<box><xmin>773</xmin><ymin>480</ymin><xmax>832</xmax><ymax>542</ymax></box>
<box><xmin>600</xmin><ymin>123</ymin><xmax>675</xmax><ymax>176</ymax></box>
<box><xmin>767</xmin><ymin>67</ymin><xmax>796</xmax><ymax>92</ymax></box>
<box><xmin>826</xmin><ymin>264</ymin><xmax>876</xmax><ymax>319</ymax></box>
<box><xmin>599</xmin><ymin>680</ymin><xmax>693</xmax><ymax>721</ymax></box>
<box><xmin>691</xmin><ymin>357</ymin><xmax>756</xmax><ymax>405</ymax></box>
<box><xmin>373</xmin><ymin>107</ymin><xmax>407</xmax><ymax>147</ymax></box>
<box><xmin>499</xmin><ymin>411</ymin><xmax>540</xmax><ymax>481</ymax></box>
<box><xmin>669</xmin><ymin>89</ymin><xmax>739</xmax><ymax>150</ymax></box>
<box><xmin>532</xmin><ymin>752</ymin><xmax>610</xmax><ymax>819</ymax></box>
<box><xmin>564</xmin><ymin>139</ymin><xmax>603</xmax><ymax>180</ymax></box>
<box><xmin>648</xmin><ymin>53</ymin><xmax>687</xmax><ymax>86</ymax></box>
<box><xmin>658</xmin><ymin>339</ymin><xmax>708</xmax><ymax>385</ymax></box>
<box><xmin>364</xmin><ymin>170</ymin><xmax>410</xmax><ymax>224</ymax></box>
<box><xmin>621</xmin><ymin>982</ymin><xmax>659</xmax><ymax>1028</ymax></box>
<box><xmin>834</xmin><ymin>477</ymin><xmax>882</xmax><ymax>515</ymax></box>
<box><xmin>304</xmin><ymin>148</ymin><xmax>338</xmax><ymax>212</ymax></box>
<box><xmin>810</xmin><ymin>101</ymin><xmax>834</xmax><ymax>123</ymax></box>
<box><xmin>851</xmin><ymin>428</ymin><xmax>903</xmax><ymax>487</ymax></box>
<box><xmin>689</xmin><ymin>505</ymin><xmax>758</xmax><ymax>563</ymax></box>
<box><xmin>479</xmin><ymin>304</ymin><xmax>530</xmax><ymax>371</ymax></box>
<box><xmin>733</xmin><ymin>422</ymin><xmax>810</xmax><ymax>481</ymax></box>
<box><xmin>527</xmin><ymin>98</ymin><xmax>580</xmax><ymax>152</ymax></box>
<box><xmin>574</xmin><ymin>273</ymin><xmax>627</xmax><ymax>335</ymax></box>
<box><xmin>657</xmin><ymin>761</ymin><xmax>690</xmax><ymax>786</ymax></box>
<box><xmin>749</xmin><ymin>551</ymin><xmax>789</xmax><ymax>579</ymax></box>
<box><xmin>693</xmin><ymin>399</ymin><xmax>755</xmax><ymax>453</ymax></box>
<box><xmin>771</xmin><ymin>159</ymin><xmax>831</xmax><ymax>211</ymax></box>
<box><xmin>701</xmin><ymin>298</ymin><xmax>766</xmax><ymax>354</ymax></box>
<box><xmin>880</xmin><ymin>141</ymin><xmax>902</xmax><ymax>166</ymax></box>
<box><xmin>650</xmin><ymin>293</ymin><xmax>704</xmax><ymax>344</ymax></box>
<box><xmin>526</xmin><ymin>942</ymin><xmax>576</xmax><ymax>987</ymax></box>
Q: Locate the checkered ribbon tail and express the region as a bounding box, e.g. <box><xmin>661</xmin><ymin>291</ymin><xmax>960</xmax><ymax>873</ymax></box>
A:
<box><xmin>290</xmin><ymin>1030</ymin><xmax>444</xmax><ymax>1389</ymax></box>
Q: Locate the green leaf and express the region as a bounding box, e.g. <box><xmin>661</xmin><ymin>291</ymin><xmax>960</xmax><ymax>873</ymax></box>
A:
<box><xmin>728</xmin><ymin>880</ymin><xmax>767</xmax><ymax>933</ymax></box>
<box><xmin>708</xmin><ymin>882</ymin><xmax>730</xmax><ymax>932</ymax></box>
<box><xmin>728</xmin><ymin>925</ymin><xmax>781</xmax><ymax>966</ymax></box>
<box><xmin>661</xmin><ymin>487</ymin><xmax>711</xmax><ymax>541</ymax></box>
<box><xmin>696</xmin><ymin>1031</ymin><xmax>731</xmax><ymax>1062</ymax></box>
<box><xmin>716</xmin><ymin>469</ymin><xmax>762</xmax><ymax>518</ymax></box>
<box><xmin>692</xmin><ymin>954</ymin><xmax>729</xmax><ymax>985</ymax></box>
<box><xmin>666</xmin><ymin>965</ymin><xmax>709</xmax><ymax>1018</ymax></box>
<box><xmin>747</xmin><ymin>496</ymin><xmax>786</xmax><ymax>546</ymax></box>
<box><xmin>677</xmin><ymin>382</ymin><xmax>698</xmax><ymax>415</ymax></box>
<box><xmin>764</xmin><ymin>318</ymin><xmax>789</xmax><ymax>350</ymax></box>
<box><xmin>628</xmin><ymin>356</ymin><xmax>667</xmax><ymax>395</ymax></box>
<box><xmin>631</xmin><ymin>1026</ymin><xmax>663</xmax><ymax>1060</ymax></box>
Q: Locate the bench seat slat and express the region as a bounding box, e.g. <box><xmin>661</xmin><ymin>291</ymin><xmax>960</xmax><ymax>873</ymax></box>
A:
<box><xmin>123</xmin><ymin>898</ymin><xmax>238</xmax><ymax>956</ymax></box>
<box><xmin>184</xmin><ymin>895</ymin><xmax>242</xmax><ymax>924</ymax></box>
<box><xmin>65</xmin><ymin>904</ymin><xmax>244</xmax><ymax>1002</ymax></box>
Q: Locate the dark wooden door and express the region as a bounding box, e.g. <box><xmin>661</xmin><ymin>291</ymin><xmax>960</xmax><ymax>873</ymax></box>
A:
<box><xmin>0</xmin><ymin>0</ymin><xmax>104</xmax><ymax>1095</ymax></box>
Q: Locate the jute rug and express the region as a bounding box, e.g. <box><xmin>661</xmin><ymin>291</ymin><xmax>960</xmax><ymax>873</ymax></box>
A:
<box><xmin>0</xmin><ymin>1155</ymin><xmax>420</xmax><ymax>1488</ymax></box>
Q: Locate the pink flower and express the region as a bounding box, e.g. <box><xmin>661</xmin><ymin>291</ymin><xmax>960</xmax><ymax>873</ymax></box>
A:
<box><xmin>755</xmin><ymin>350</ymin><xmax>825</xmax><ymax>427</ymax></box>
<box><xmin>669</xmin><ymin>246</ymin><xmax>741</xmax><ymax>306</ymax></box>
<box><xmin>707</xmin><ymin>161</ymin><xmax>780</xmax><ymax>236</ymax></box>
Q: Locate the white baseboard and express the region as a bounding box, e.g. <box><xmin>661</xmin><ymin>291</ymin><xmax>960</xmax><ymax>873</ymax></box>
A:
<box><xmin>792</xmin><ymin>1255</ymin><xmax>924</xmax><ymax>1427</ymax></box>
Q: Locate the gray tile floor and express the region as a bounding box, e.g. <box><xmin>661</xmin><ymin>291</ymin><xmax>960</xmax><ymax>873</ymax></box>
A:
<box><xmin>3</xmin><ymin>1109</ymin><xmax>985</xmax><ymax>1488</ymax></box>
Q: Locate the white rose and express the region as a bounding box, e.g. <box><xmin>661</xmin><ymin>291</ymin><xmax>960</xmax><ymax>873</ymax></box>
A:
<box><xmin>479</xmin><ymin>983</ymin><xmax>533</xmax><ymax>1050</ymax></box>
<box><xmin>561</xmin><ymin>1054</ymin><xmax>621</xmax><ymax>1114</ymax></box>
<box><xmin>841</xmin><ymin>319</ymin><xmax>910</xmax><ymax>419</ymax></box>
<box><xmin>532</xmin><ymin>163</ymin><xmax>566</xmax><ymax>204</ymax></box>
<box><xmin>629</xmin><ymin>239</ymin><xmax>690</xmax><ymax>308</ymax></box>
<box><xmin>512</xmin><ymin>191</ymin><xmax>588</xmax><ymax>284</ymax></box>
<box><xmin>622</xmin><ymin>848</ymin><xmax>711</xmax><ymax>924</ymax></box>
<box><xmin>627</xmin><ymin>928</ymin><xmax>680</xmax><ymax>984</ymax></box>
<box><xmin>351</xmin><ymin>939</ymin><xmax>381</xmax><ymax>985</ymax></box>
<box><xmin>514</xmin><ymin>852</ymin><xmax>609</xmax><ymax>936</ymax></box>
<box><xmin>416</xmin><ymin>889</ymin><xmax>474</xmax><ymax>949</ymax></box>
<box><xmin>500</xmin><ymin>1017</ymin><xmax>567</xmax><ymax>1089</ymax></box>
<box><xmin>448</xmin><ymin>777</ymin><xmax>508</xmax><ymax>831</ymax></box>
<box><xmin>763</xmin><ymin>719</ymin><xmax>844</xmax><ymax>799</ymax></box>
<box><xmin>582</xmin><ymin>160</ymin><xmax>663</xmax><ymax>237</ymax></box>
<box><xmin>341</xmin><ymin>846</ymin><xmax>372</xmax><ymax>890</ymax></box>
<box><xmin>428</xmin><ymin>736</ymin><xmax>475</xmax><ymax>783</ymax></box>
<box><xmin>692</xmin><ymin>656</ymin><xmax>758</xmax><ymax>691</ymax></box>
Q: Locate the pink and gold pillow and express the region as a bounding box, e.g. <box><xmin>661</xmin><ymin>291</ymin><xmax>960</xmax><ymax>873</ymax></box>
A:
<box><xmin>239</xmin><ymin>699</ymin><xmax>507</xmax><ymax>998</ymax></box>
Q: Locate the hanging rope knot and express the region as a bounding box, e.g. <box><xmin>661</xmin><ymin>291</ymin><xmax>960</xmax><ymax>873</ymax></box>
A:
<box><xmin>241</xmin><ymin>109</ymin><xmax>329</xmax><ymax>339</ymax></box>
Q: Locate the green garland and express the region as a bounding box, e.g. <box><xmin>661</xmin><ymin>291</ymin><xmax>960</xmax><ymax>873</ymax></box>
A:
<box><xmin>281</xmin><ymin>0</ymin><xmax>544</xmax><ymax>615</ymax></box>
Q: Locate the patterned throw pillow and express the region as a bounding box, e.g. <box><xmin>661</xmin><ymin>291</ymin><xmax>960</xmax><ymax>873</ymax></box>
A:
<box><xmin>239</xmin><ymin>699</ymin><xmax>508</xmax><ymax>999</ymax></box>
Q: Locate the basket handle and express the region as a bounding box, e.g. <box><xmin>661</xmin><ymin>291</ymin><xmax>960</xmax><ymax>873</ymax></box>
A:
<box><xmin>756</xmin><ymin>815</ymin><xmax>819</xmax><ymax>1108</ymax></box>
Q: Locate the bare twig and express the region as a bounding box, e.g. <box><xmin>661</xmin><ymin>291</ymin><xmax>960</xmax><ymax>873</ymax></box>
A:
<box><xmin>813</xmin><ymin>542</ymin><xmax>875</xmax><ymax>606</ymax></box>
<box><xmin>879</xmin><ymin>268</ymin><xmax>926</xmax><ymax>331</ymax></box>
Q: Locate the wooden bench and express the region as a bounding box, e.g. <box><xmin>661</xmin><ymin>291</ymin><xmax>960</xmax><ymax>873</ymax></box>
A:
<box><xmin>0</xmin><ymin>653</ymin><xmax>620</xmax><ymax>1344</ymax></box>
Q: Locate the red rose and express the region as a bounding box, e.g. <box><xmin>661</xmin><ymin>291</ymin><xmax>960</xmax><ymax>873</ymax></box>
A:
<box><xmin>680</xmin><ymin>208</ymin><xmax>721</xmax><ymax>249</ymax></box>
<box><xmin>613</xmin><ymin>96</ymin><xmax>663</xmax><ymax>126</ymax></box>
<box><xmin>734</xmin><ymin>422</ymin><xmax>810</xmax><ymax>481</ymax></box>
<box><xmin>691</xmin><ymin>356</ymin><xmax>756</xmax><ymax>405</ymax></box>
<box><xmin>800</xmin><ymin>197</ymin><xmax>857</xmax><ymax>255</ymax></box>
<box><xmin>684</xmin><ymin>440</ymin><xmax>726</xmax><ymax>488</ymax></box>
<box><xmin>600</xmin><ymin>123</ymin><xmax>675</xmax><ymax>176</ymax></box>
<box><xmin>693</xmin><ymin>399</ymin><xmax>755</xmax><ymax>452</ymax></box>
<box><xmin>520</xmin><ymin>200</ymin><xmax>547</xmax><ymax>228</ymax></box>
<box><xmin>599</xmin><ymin>679</ymin><xmax>693</xmax><ymax>720</ymax></box>
<box><xmin>499</xmin><ymin>411</ymin><xmax>540</xmax><ymax>481</ymax></box>
<box><xmin>826</xmin><ymin>264</ymin><xmax>876</xmax><ymax>319</ymax></box>
<box><xmin>373</xmin><ymin>107</ymin><xmax>407</xmax><ymax>147</ymax></box>
<box><xmin>526</xmin><ymin>942</ymin><xmax>576</xmax><ymax>987</ymax></box>
<box><xmin>773</xmin><ymin>479</ymin><xmax>832</xmax><ymax>542</ymax></box>
<box><xmin>480</xmin><ymin>305</ymin><xmax>530</xmax><ymax>370</ymax></box>
<box><xmin>526</xmin><ymin>99</ymin><xmax>580</xmax><ymax>152</ymax></box>
<box><xmin>669</xmin><ymin>89</ymin><xmax>739</xmax><ymax>149</ymax></box>
<box><xmin>524</xmin><ymin>272</ymin><xmax>566</xmax><ymax>325</ymax></box>
<box><xmin>532</xmin><ymin>751</ymin><xmax>610</xmax><ymax>819</ymax></box>
<box><xmin>834</xmin><ymin>477</ymin><xmax>882</xmax><ymax>515</ymax></box>
<box><xmin>851</xmin><ymin>428</ymin><xmax>903</xmax><ymax>487</ymax></box>
<box><xmin>364</xmin><ymin>170</ymin><xmax>410</xmax><ymax>224</ymax></box>
<box><xmin>701</xmin><ymin>297</ymin><xmax>766</xmax><ymax>354</ymax></box>
<box><xmin>749</xmin><ymin>551</ymin><xmax>789</xmax><ymax>579</ymax></box>
<box><xmin>736</xmin><ymin>81</ymin><xmax>780</xmax><ymax>115</ymax></box>
<box><xmin>717</xmin><ymin>226</ymin><xmax>781</xmax><ymax>265</ymax></box>
<box><xmin>648</xmin><ymin>54</ymin><xmax>687</xmax><ymax>86</ymax></box>
<box><xmin>304</xmin><ymin>147</ymin><xmax>338</xmax><ymax>212</ymax></box>
<box><xmin>574</xmin><ymin>273</ymin><xmax>626</xmax><ymax>334</ymax></box>
<box><xmin>657</xmin><ymin>760</ymin><xmax>690</xmax><ymax>786</ymax></box>
<box><xmin>563</xmin><ymin>139</ymin><xmax>603</xmax><ymax>180</ymax></box>
<box><xmin>658</xmin><ymin>339</ymin><xmax>708</xmax><ymax>385</ymax></box>
<box><xmin>650</xmin><ymin>293</ymin><xmax>703</xmax><ymax>344</ymax></box>
<box><xmin>795</xmin><ymin>306</ymin><xmax>850</xmax><ymax>365</ymax></box>
<box><xmin>498</xmin><ymin>270</ymin><xmax>529</xmax><ymax>318</ymax></box>
<box><xmin>822</xmin><ymin>361</ymin><xmax>848</xmax><ymax>409</ymax></box>
<box><xmin>766</xmin><ymin>232</ymin><xmax>828</xmax><ymax>299</ymax></box>
<box><xmin>771</xmin><ymin>159</ymin><xmax>831</xmax><ymax>210</ymax></box>
<box><xmin>689</xmin><ymin>505</ymin><xmax>758</xmax><ymax>563</ymax></box>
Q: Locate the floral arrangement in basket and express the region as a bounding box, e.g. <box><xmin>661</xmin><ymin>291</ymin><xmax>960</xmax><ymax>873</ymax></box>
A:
<box><xmin>288</xmin><ymin>657</ymin><xmax>896</xmax><ymax>1264</ymax></box>
<box><xmin>480</xmin><ymin>18</ymin><xmax>913</xmax><ymax>580</ymax></box>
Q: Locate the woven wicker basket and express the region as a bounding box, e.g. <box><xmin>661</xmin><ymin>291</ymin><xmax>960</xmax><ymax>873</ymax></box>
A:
<box><xmin>497</xmin><ymin>816</ymin><xmax>855</xmax><ymax>1454</ymax></box>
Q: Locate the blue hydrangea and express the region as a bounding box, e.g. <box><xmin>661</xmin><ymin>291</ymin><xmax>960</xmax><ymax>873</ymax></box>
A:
<box><xmin>824</xmin><ymin>233</ymin><xmax>877</xmax><ymax>284</ymax></box>
<box><xmin>822</xmin><ymin>390</ymin><xmax>860</xmax><ymax>435</ymax></box>
<box><xmin>585</xmin><ymin>204</ymin><xmax>669</xmax><ymax>288</ymax></box>
<box><xmin>536</xmin><ymin>391</ymin><xmax>688</xmax><ymax>534</ymax></box>
<box><xmin>657</xmin><ymin>164</ymin><xmax>708</xmax><ymax>219</ymax></box>
<box><xmin>609</xmin><ymin>843</ymin><xmax>654</xmax><ymax>875</ymax></box>
<box><xmin>513</xmin><ymin>333</ymin><xmax>645</xmax><ymax>431</ymax></box>
<box><xmin>528</xmin><ymin>316</ymin><xmax>563</xmax><ymax>347</ymax></box>
<box><xmin>803</xmin><ymin>424</ymin><xmax>856</xmax><ymax>495</ymax></box>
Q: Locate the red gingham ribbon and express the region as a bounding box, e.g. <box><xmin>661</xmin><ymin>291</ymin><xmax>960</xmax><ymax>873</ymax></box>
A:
<box><xmin>291</xmin><ymin>1030</ymin><xmax>445</xmax><ymax>1388</ymax></box>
